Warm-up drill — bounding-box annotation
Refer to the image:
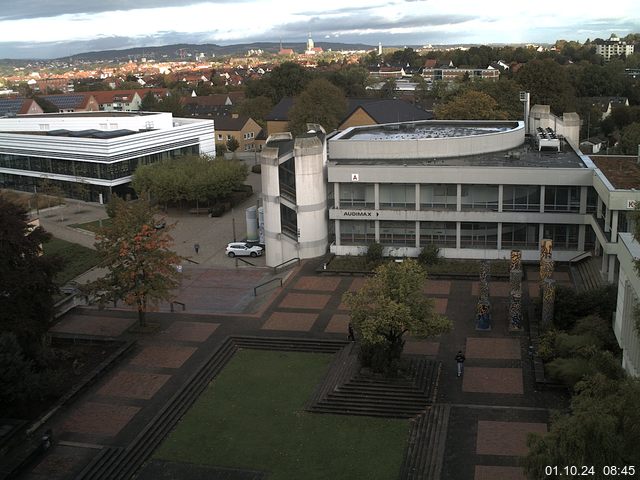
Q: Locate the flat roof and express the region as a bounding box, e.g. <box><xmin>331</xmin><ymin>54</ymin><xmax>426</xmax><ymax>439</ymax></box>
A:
<box><xmin>590</xmin><ymin>155</ymin><xmax>640</xmax><ymax>189</ymax></box>
<box><xmin>19</xmin><ymin>111</ymin><xmax>159</xmax><ymax>118</ymax></box>
<box><xmin>341</xmin><ymin>122</ymin><xmax>516</xmax><ymax>141</ymax></box>
<box><xmin>330</xmin><ymin>137</ymin><xmax>587</xmax><ymax>169</ymax></box>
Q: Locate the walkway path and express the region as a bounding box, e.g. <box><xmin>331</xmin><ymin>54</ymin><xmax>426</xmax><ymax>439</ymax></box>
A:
<box><xmin>22</xmin><ymin>259</ymin><xmax>569</xmax><ymax>480</ymax></box>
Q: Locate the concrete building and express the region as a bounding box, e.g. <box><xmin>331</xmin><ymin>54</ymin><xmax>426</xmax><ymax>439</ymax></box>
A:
<box><xmin>0</xmin><ymin>111</ymin><xmax>215</xmax><ymax>202</ymax></box>
<box><xmin>595</xmin><ymin>34</ymin><xmax>635</xmax><ymax>61</ymax></box>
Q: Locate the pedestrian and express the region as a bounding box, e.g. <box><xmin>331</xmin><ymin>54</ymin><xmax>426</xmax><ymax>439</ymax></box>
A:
<box><xmin>348</xmin><ymin>322</ymin><xmax>355</xmax><ymax>342</ymax></box>
<box><xmin>194</xmin><ymin>243</ymin><xmax>200</xmax><ymax>254</ymax></box>
<box><xmin>455</xmin><ymin>350</ymin><xmax>466</xmax><ymax>377</ymax></box>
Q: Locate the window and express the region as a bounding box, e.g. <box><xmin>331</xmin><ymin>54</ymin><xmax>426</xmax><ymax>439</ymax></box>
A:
<box><xmin>460</xmin><ymin>222</ymin><xmax>498</xmax><ymax>248</ymax></box>
<box><xmin>217</xmin><ymin>134</ymin><xmax>223</xmax><ymax>140</ymax></box>
<box><xmin>380</xmin><ymin>221</ymin><xmax>415</xmax><ymax>246</ymax></box>
<box><xmin>420</xmin><ymin>221</ymin><xmax>456</xmax><ymax>247</ymax></box>
<box><xmin>503</xmin><ymin>185</ymin><xmax>540</xmax><ymax>211</ymax></box>
<box><xmin>544</xmin><ymin>186</ymin><xmax>580</xmax><ymax>212</ymax></box>
<box><xmin>227</xmin><ymin>135</ymin><xmax>232</xmax><ymax>141</ymax></box>
<box><xmin>379</xmin><ymin>184</ymin><xmax>415</xmax><ymax>209</ymax></box>
<box><xmin>339</xmin><ymin>183</ymin><xmax>374</xmax><ymax>208</ymax></box>
<box><xmin>280</xmin><ymin>204</ymin><xmax>298</xmax><ymax>240</ymax></box>
<box><xmin>340</xmin><ymin>220</ymin><xmax>375</xmax><ymax>245</ymax></box>
<box><xmin>420</xmin><ymin>184</ymin><xmax>456</xmax><ymax>210</ymax></box>
<box><xmin>461</xmin><ymin>185</ymin><xmax>498</xmax><ymax>211</ymax></box>
<box><xmin>501</xmin><ymin>223</ymin><xmax>539</xmax><ymax>248</ymax></box>
<box><xmin>543</xmin><ymin>224</ymin><xmax>579</xmax><ymax>250</ymax></box>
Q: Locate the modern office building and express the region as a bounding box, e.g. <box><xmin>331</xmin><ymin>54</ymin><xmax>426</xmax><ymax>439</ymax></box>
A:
<box><xmin>0</xmin><ymin>111</ymin><xmax>215</xmax><ymax>202</ymax></box>
<box><xmin>595</xmin><ymin>34</ymin><xmax>635</xmax><ymax>61</ymax></box>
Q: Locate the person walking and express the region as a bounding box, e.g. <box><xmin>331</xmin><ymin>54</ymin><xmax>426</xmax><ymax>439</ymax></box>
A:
<box><xmin>194</xmin><ymin>243</ymin><xmax>200</xmax><ymax>254</ymax></box>
<box><xmin>455</xmin><ymin>350</ymin><xmax>466</xmax><ymax>377</ymax></box>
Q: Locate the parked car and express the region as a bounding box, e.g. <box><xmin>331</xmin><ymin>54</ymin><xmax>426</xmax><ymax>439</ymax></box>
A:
<box><xmin>226</xmin><ymin>242</ymin><xmax>264</xmax><ymax>258</ymax></box>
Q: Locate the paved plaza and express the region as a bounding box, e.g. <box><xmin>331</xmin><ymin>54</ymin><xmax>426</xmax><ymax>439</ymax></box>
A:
<box><xmin>23</xmin><ymin>257</ymin><xmax>569</xmax><ymax>480</ymax></box>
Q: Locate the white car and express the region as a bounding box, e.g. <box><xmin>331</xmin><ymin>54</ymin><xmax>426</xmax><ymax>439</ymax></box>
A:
<box><xmin>226</xmin><ymin>242</ymin><xmax>264</xmax><ymax>258</ymax></box>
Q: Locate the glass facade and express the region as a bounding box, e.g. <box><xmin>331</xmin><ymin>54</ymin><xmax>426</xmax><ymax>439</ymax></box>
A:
<box><xmin>502</xmin><ymin>185</ymin><xmax>540</xmax><ymax>211</ymax></box>
<box><xmin>340</xmin><ymin>220</ymin><xmax>375</xmax><ymax>245</ymax></box>
<box><xmin>544</xmin><ymin>186</ymin><xmax>580</xmax><ymax>212</ymax></box>
<box><xmin>280</xmin><ymin>204</ymin><xmax>297</xmax><ymax>240</ymax></box>
<box><xmin>420</xmin><ymin>221</ymin><xmax>456</xmax><ymax>247</ymax></box>
<box><xmin>460</xmin><ymin>222</ymin><xmax>498</xmax><ymax>248</ymax></box>
<box><xmin>278</xmin><ymin>158</ymin><xmax>296</xmax><ymax>202</ymax></box>
<box><xmin>379</xmin><ymin>221</ymin><xmax>415</xmax><ymax>246</ymax></box>
<box><xmin>420</xmin><ymin>184</ymin><xmax>456</xmax><ymax>210</ymax></box>
<box><xmin>460</xmin><ymin>185</ymin><xmax>498</xmax><ymax>211</ymax></box>
<box><xmin>339</xmin><ymin>183</ymin><xmax>374</xmax><ymax>208</ymax></box>
<box><xmin>502</xmin><ymin>223</ymin><xmax>539</xmax><ymax>249</ymax></box>
<box><xmin>379</xmin><ymin>184</ymin><xmax>415</xmax><ymax>209</ymax></box>
<box><xmin>543</xmin><ymin>224</ymin><xmax>579</xmax><ymax>250</ymax></box>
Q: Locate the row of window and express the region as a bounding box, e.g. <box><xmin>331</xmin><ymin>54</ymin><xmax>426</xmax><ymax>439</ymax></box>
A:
<box><xmin>338</xmin><ymin>184</ymin><xmax>596</xmax><ymax>213</ymax></box>
<box><xmin>0</xmin><ymin>145</ymin><xmax>199</xmax><ymax>181</ymax></box>
<box><xmin>339</xmin><ymin>220</ymin><xmax>588</xmax><ymax>250</ymax></box>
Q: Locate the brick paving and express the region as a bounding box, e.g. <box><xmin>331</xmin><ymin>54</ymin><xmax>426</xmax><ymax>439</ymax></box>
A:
<box><xmin>347</xmin><ymin>277</ymin><xmax>367</xmax><ymax>292</ymax></box>
<box><xmin>463</xmin><ymin>367</ymin><xmax>524</xmax><ymax>394</ymax></box>
<box><xmin>293</xmin><ymin>276</ymin><xmax>341</xmax><ymax>291</ymax></box>
<box><xmin>50</xmin><ymin>314</ymin><xmax>136</xmax><ymax>337</ymax></box>
<box><xmin>278</xmin><ymin>292</ymin><xmax>331</xmax><ymax>310</ymax></box>
<box><xmin>433</xmin><ymin>297</ymin><xmax>448</xmax><ymax>315</ymax></box>
<box><xmin>130</xmin><ymin>345</ymin><xmax>197</xmax><ymax>369</ymax></box>
<box><xmin>61</xmin><ymin>402</ymin><xmax>141</xmax><ymax>436</ymax></box>
<box><xmin>161</xmin><ymin>321</ymin><xmax>219</xmax><ymax>342</ymax></box>
<box><xmin>324</xmin><ymin>313</ymin><xmax>350</xmax><ymax>333</ymax></box>
<box><xmin>471</xmin><ymin>281</ymin><xmax>511</xmax><ymax>297</ymax></box>
<box><xmin>403</xmin><ymin>340</ymin><xmax>440</xmax><ymax>356</ymax></box>
<box><xmin>476</xmin><ymin>421</ymin><xmax>547</xmax><ymax>456</ymax></box>
<box><xmin>423</xmin><ymin>279</ymin><xmax>451</xmax><ymax>295</ymax></box>
<box><xmin>261</xmin><ymin>311</ymin><xmax>318</xmax><ymax>331</ymax></box>
<box><xmin>29</xmin><ymin>445</ymin><xmax>96</xmax><ymax>480</ymax></box>
<box><xmin>98</xmin><ymin>371</ymin><xmax>171</xmax><ymax>400</ymax></box>
<box><xmin>465</xmin><ymin>338</ymin><xmax>521</xmax><ymax>360</ymax></box>
<box><xmin>474</xmin><ymin>465</ymin><xmax>527</xmax><ymax>480</ymax></box>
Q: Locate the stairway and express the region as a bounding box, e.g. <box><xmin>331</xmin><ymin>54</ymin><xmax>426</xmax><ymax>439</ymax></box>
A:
<box><xmin>572</xmin><ymin>257</ymin><xmax>605</xmax><ymax>292</ymax></box>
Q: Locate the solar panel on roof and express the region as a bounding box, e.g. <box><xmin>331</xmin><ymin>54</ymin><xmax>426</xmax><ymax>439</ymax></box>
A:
<box><xmin>42</xmin><ymin>95</ymin><xmax>84</xmax><ymax>109</ymax></box>
<box><xmin>0</xmin><ymin>99</ymin><xmax>24</xmax><ymax>116</ymax></box>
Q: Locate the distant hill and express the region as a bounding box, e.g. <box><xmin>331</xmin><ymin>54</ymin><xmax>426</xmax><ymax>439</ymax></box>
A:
<box><xmin>57</xmin><ymin>42</ymin><xmax>377</xmax><ymax>62</ymax></box>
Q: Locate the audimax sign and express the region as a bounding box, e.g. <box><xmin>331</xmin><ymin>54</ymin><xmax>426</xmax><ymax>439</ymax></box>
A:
<box><xmin>342</xmin><ymin>210</ymin><xmax>379</xmax><ymax>217</ymax></box>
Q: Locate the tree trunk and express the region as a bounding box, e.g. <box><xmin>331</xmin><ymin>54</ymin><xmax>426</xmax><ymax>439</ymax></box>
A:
<box><xmin>137</xmin><ymin>297</ymin><xmax>146</xmax><ymax>327</ymax></box>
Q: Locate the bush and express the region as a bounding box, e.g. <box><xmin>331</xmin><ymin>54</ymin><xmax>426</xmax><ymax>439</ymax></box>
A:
<box><xmin>572</xmin><ymin>315</ymin><xmax>619</xmax><ymax>352</ymax></box>
<box><xmin>553</xmin><ymin>285</ymin><xmax>617</xmax><ymax>330</ymax></box>
<box><xmin>366</xmin><ymin>242</ymin><xmax>384</xmax><ymax>266</ymax></box>
<box><xmin>251</xmin><ymin>164</ymin><xmax>262</xmax><ymax>174</ymax></box>
<box><xmin>0</xmin><ymin>333</ymin><xmax>41</xmax><ymax>410</ymax></box>
<box><xmin>359</xmin><ymin>340</ymin><xmax>405</xmax><ymax>376</ymax></box>
<box><xmin>418</xmin><ymin>244</ymin><xmax>440</xmax><ymax>266</ymax></box>
<box><xmin>537</xmin><ymin>329</ymin><xmax>559</xmax><ymax>362</ymax></box>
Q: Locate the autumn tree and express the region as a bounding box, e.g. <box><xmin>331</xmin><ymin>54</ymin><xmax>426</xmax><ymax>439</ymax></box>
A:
<box><xmin>343</xmin><ymin>259</ymin><xmax>452</xmax><ymax>374</ymax></box>
<box><xmin>435</xmin><ymin>90</ymin><xmax>509</xmax><ymax>120</ymax></box>
<box><xmin>226</xmin><ymin>136</ymin><xmax>240</xmax><ymax>152</ymax></box>
<box><xmin>0</xmin><ymin>195</ymin><xmax>61</xmax><ymax>353</ymax></box>
<box><xmin>91</xmin><ymin>198</ymin><xmax>182</xmax><ymax>326</ymax></box>
<box><xmin>288</xmin><ymin>78</ymin><xmax>347</xmax><ymax>134</ymax></box>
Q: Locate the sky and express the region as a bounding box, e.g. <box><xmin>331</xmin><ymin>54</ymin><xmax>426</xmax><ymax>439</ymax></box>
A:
<box><xmin>0</xmin><ymin>0</ymin><xmax>639</xmax><ymax>59</ymax></box>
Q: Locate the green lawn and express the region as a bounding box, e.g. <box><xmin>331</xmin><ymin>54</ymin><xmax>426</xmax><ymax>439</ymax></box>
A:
<box><xmin>155</xmin><ymin>349</ymin><xmax>409</xmax><ymax>480</ymax></box>
<box><xmin>42</xmin><ymin>237</ymin><xmax>100</xmax><ymax>285</ymax></box>
<box><xmin>69</xmin><ymin>217</ymin><xmax>111</xmax><ymax>233</ymax></box>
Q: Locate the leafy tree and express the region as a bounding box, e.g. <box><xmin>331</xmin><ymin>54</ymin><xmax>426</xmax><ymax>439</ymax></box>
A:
<box><xmin>237</xmin><ymin>95</ymin><xmax>273</xmax><ymax>127</ymax></box>
<box><xmin>288</xmin><ymin>78</ymin><xmax>347</xmax><ymax>134</ymax></box>
<box><xmin>155</xmin><ymin>92</ymin><xmax>184</xmax><ymax>116</ymax></box>
<box><xmin>515</xmin><ymin>58</ymin><xmax>576</xmax><ymax>115</ymax></box>
<box><xmin>343</xmin><ymin>259</ymin><xmax>452</xmax><ymax>373</ymax></box>
<box><xmin>266</xmin><ymin>62</ymin><xmax>313</xmax><ymax>103</ymax></box>
<box><xmin>0</xmin><ymin>195</ymin><xmax>61</xmax><ymax>352</ymax></box>
<box><xmin>618</xmin><ymin>122</ymin><xmax>640</xmax><ymax>155</ymax></box>
<box><xmin>226</xmin><ymin>136</ymin><xmax>240</xmax><ymax>152</ymax></box>
<box><xmin>90</xmin><ymin>198</ymin><xmax>182</xmax><ymax>327</ymax></box>
<box><xmin>32</xmin><ymin>95</ymin><xmax>59</xmax><ymax>113</ymax></box>
<box><xmin>215</xmin><ymin>142</ymin><xmax>227</xmax><ymax>157</ymax></box>
<box><xmin>0</xmin><ymin>332</ymin><xmax>42</xmax><ymax>413</ymax></box>
<box><xmin>524</xmin><ymin>374</ymin><xmax>640</xmax><ymax>478</ymax></box>
<box><xmin>326</xmin><ymin>65</ymin><xmax>371</xmax><ymax>97</ymax></box>
<box><xmin>435</xmin><ymin>90</ymin><xmax>508</xmax><ymax>120</ymax></box>
<box><xmin>140</xmin><ymin>90</ymin><xmax>159</xmax><ymax>111</ymax></box>
<box><xmin>469</xmin><ymin>78</ymin><xmax>524</xmax><ymax>119</ymax></box>
<box><xmin>378</xmin><ymin>78</ymin><xmax>397</xmax><ymax>99</ymax></box>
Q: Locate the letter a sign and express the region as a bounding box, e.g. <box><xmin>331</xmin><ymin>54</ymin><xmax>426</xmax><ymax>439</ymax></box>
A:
<box><xmin>351</xmin><ymin>173</ymin><xmax>359</xmax><ymax>182</ymax></box>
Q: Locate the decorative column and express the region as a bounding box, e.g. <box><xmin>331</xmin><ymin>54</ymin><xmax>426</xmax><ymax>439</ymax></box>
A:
<box><xmin>541</xmin><ymin>278</ymin><xmax>556</xmax><ymax>326</ymax></box>
<box><xmin>509</xmin><ymin>250</ymin><xmax>523</xmax><ymax>330</ymax></box>
<box><xmin>539</xmin><ymin>238</ymin><xmax>554</xmax><ymax>297</ymax></box>
<box><xmin>475</xmin><ymin>260</ymin><xmax>492</xmax><ymax>331</ymax></box>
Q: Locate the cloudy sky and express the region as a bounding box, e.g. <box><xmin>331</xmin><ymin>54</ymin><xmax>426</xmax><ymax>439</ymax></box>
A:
<box><xmin>0</xmin><ymin>0</ymin><xmax>638</xmax><ymax>59</ymax></box>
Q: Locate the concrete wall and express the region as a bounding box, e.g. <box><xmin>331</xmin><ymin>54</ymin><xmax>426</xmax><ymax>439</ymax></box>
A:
<box><xmin>528</xmin><ymin>105</ymin><xmax>580</xmax><ymax>149</ymax></box>
<box><xmin>4</xmin><ymin>111</ymin><xmax>174</xmax><ymax>131</ymax></box>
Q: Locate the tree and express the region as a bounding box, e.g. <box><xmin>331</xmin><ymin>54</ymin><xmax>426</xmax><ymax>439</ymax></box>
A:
<box><xmin>515</xmin><ymin>58</ymin><xmax>576</xmax><ymax>115</ymax></box>
<box><xmin>90</xmin><ymin>198</ymin><xmax>183</xmax><ymax>326</ymax></box>
<box><xmin>379</xmin><ymin>78</ymin><xmax>397</xmax><ymax>99</ymax></box>
<box><xmin>618</xmin><ymin>122</ymin><xmax>640</xmax><ymax>155</ymax></box>
<box><xmin>0</xmin><ymin>195</ymin><xmax>61</xmax><ymax>352</ymax></box>
<box><xmin>0</xmin><ymin>333</ymin><xmax>41</xmax><ymax>411</ymax></box>
<box><xmin>140</xmin><ymin>91</ymin><xmax>159</xmax><ymax>111</ymax></box>
<box><xmin>226</xmin><ymin>136</ymin><xmax>240</xmax><ymax>153</ymax></box>
<box><xmin>266</xmin><ymin>61</ymin><xmax>313</xmax><ymax>103</ymax></box>
<box><xmin>435</xmin><ymin>90</ymin><xmax>509</xmax><ymax>120</ymax></box>
<box><xmin>327</xmin><ymin>65</ymin><xmax>371</xmax><ymax>97</ymax></box>
<box><xmin>343</xmin><ymin>259</ymin><xmax>452</xmax><ymax>373</ymax></box>
<box><xmin>237</xmin><ymin>95</ymin><xmax>273</xmax><ymax>127</ymax></box>
<box><xmin>32</xmin><ymin>95</ymin><xmax>59</xmax><ymax>113</ymax></box>
<box><xmin>524</xmin><ymin>374</ymin><xmax>640</xmax><ymax>478</ymax></box>
<box><xmin>288</xmin><ymin>78</ymin><xmax>347</xmax><ymax>134</ymax></box>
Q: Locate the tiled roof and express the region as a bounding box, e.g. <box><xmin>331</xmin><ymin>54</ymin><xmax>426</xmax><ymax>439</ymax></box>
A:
<box><xmin>212</xmin><ymin>114</ymin><xmax>251</xmax><ymax>131</ymax></box>
<box><xmin>40</xmin><ymin>93</ymin><xmax>93</xmax><ymax>109</ymax></box>
<box><xmin>0</xmin><ymin>98</ymin><xmax>34</xmax><ymax>116</ymax></box>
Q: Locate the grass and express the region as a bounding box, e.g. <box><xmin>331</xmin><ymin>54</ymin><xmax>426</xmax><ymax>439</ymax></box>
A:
<box><xmin>154</xmin><ymin>349</ymin><xmax>409</xmax><ymax>480</ymax></box>
<box><xmin>1</xmin><ymin>189</ymin><xmax>63</xmax><ymax>210</ymax></box>
<box><xmin>69</xmin><ymin>217</ymin><xmax>112</xmax><ymax>233</ymax></box>
<box><xmin>42</xmin><ymin>237</ymin><xmax>100</xmax><ymax>285</ymax></box>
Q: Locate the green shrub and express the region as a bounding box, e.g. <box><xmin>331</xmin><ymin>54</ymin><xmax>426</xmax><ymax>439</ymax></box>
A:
<box><xmin>366</xmin><ymin>242</ymin><xmax>384</xmax><ymax>266</ymax></box>
<box><xmin>554</xmin><ymin>332</ymin><xmax>602</xmax><ymax>357</ymax></box>
<box><xmin>537</xmin><ymin>329</ymin><xmax>559</xmax><ymax>362</ymax></box>
<box><xmin>251</xmin><ymin>164</ymin><xmax>261</xmax><ymax>174</ymax></box>
<box><xmin>418</xmin><ymin>244</ymin><xmax>440</xmax><ymax>266</ymax></box>
<box><xmin>0</xmin><ymin>333</ymin><xmax>41</xmax><ymax>410</ymax></box>
<box><xmin>554</xmin><ymin>285</ymin><xmax>617</xmax><ymax>330</ymax></box>
<box><xmin>546</xmin><ymin>347</ymin><xmax>623</xmax><ymax>387</ymax></box>
<box><xmin>358</xmin><ymin>340</ymin><xmax>405</xmax><ymax>376</ymax></box>
<box><xmin>572</xmin><ymin>315</ymin><xmax>619</xmax><ymax>352</ymax></box>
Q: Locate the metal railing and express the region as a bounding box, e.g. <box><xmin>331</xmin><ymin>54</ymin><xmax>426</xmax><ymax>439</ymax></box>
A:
<box><xmin>170</xmin><ymin>301</ymin><xmax>186</xmax><ymax>312</ymax></box>
<box><xmin>253</xmin><ymin>277</ymin><xmax>283</xmax><ymax>296</ymax></box>
<box><xmin>273</xmin><ymin>257</ymin><xmax>300</xmax><ymax>274</ymax></box>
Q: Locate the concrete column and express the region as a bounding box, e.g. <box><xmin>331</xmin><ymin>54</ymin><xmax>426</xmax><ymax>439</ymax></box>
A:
<box><xmin>415</xmin><ymin>221</ymin><xmax>421</xmax><ymax>248</ymax></box>
<box><xmin>456</xmin><ymin>184</ymin><xmax>462</xmax><ymax>212</ymax></box>
<box><xmin>415</xmin><ymin>184</ymin><xmax>420</xmax><ymax>211</ymax></box>
<box><xmin>604</xmin><ymin>206</ymin><xmax>610</xmax><ymax>232</ymax></box>
<box><xmin>374</xmin><ymin>183</ymin><xmax>380</xmax><ymax>210</ymax></box>
<box><xmin>611</xmin><ymin>210</ymin><xmax>619</xmax><ymax>241</ymax></box>
<box><xmin>602</xmin><ymin>253</ymin><xmax>608</xmax><ymax>275</ymax></box>
<box><xmin>498</xmin><ymin>185</ymin><xmax>503</xmax><ymax>213</ymax></box>
<box><xmin>578</xmin><ymin>224</ymin><xmax>586</xmax><ymax>251</ymax></box>
<box><xmin>597</xmin><ymin>197</ymin><xmax>603</xmax><ymax>219</ymax></box>
<box><xmin>579</xmin><ymin>186</ymin><xmax>587</xmax><ymax>215</ymax></box>
<box><xmin>335</xmin><ymin>219</ymin><xmax>341</xmax><ymax>246</ymax></box>
<box><xmin>456</xmin><ymin>222</ymin><xmax>461</xmax><ymax>249</ymax></box>
<box><xmin>539</xmin><ymin>185</ymin><xmax>545</xmax><ymax>213</ymax></box>
<box><xmin>497</xmin><ymin>223</ymin><xmax>503</xmax><ymax>250</ymax></box>
<box><xmin>608</xmin><ymin>254</ymin><xmax>616</xmax><ymax>283</ymax></box>
<box><xmin>333</xmin><ymin>183</ymin><xmax>340</xmax><ymax>208</ymax></box>
<box><xmin>375</xmin><ymin>220</ymin><xmax>380</xmax><ymax>242</ymax></box>
<box><xmin>539</xmin><ymin>224</ymin><xmax>545</xmax><ymax>244</ymax></box>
